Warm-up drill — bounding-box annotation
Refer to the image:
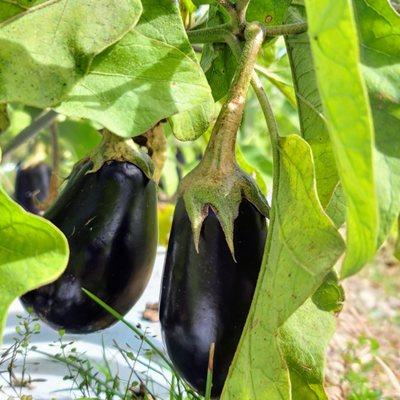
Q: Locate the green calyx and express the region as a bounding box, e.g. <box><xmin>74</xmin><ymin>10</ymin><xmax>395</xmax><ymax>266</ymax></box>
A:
<box><xmin>180</xmin><ymin>22</ymin><xmax>268</xmax><ymax>258</ymax></box>
<box><xmin>89</xmin><ymin>130</ymin><xmax>154</xmax><ymax>180</ymax></box>
<box><xmin>180</xmin><ymin>159</ymin><xmax>269</xmax><ymax>259</ymax></box>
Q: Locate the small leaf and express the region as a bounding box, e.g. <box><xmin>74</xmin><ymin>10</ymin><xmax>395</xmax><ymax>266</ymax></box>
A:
<box><xmin>0</xmin><ymin>186</ymin><xmax>69</xmax><ymax>344</ymax></box>
<box><xmin>312</xmin><ymin>270</ymin><xmax>345</xmax><ymax>313</ymax></box>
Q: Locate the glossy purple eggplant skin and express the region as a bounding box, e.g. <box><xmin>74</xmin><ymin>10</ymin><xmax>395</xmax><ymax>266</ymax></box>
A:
<box><xmin>14</xmin><ymin>162</ymin><xmax>51</xmax><ymax>214</ymax></box>
<box><xmin>21</xmin><ymin>160</ymin><xmax>158</xmax><ymax>333</ymax></box>
<box><xmin>160</xmin><ymin>198</ymin><xmax>267</xmax><ymax>397</ymax></box>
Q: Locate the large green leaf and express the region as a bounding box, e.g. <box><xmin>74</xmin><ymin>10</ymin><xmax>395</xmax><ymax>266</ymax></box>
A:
<box><xmin>58</xmin><ymin>0</ymin><xmax>214</xmax><ymax>139</ymax></box>
<box><xmin>354</xmin><ymin>0</ymin><xmax>400</xmax><ymax>246</ymax></box>
<box><xmin>222</xmin><ymin>135</ymin><xmax>345</xmax><ymax>399</ymax></box>
<box><xmin>285</xmin><ymin>6</ymin><xmax>339</xmax><ymax>209</ymax></box>
<box><xmin>0</xmin><ymin>0</ymin><xmax>142</xmax><ymax>108</ymax></box>
<box><xmin>304</xmin><ymin>0</ymin><xmax>378</xmax><ymax>278</ymax></box>
<box><xmin>0</xmin><ymin>185</ymin><xmax>69</xmax><ymax>344</ymax></box>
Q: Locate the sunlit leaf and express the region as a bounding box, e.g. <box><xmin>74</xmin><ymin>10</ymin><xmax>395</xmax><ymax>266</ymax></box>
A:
<box><xmin>0</xmin><ymin>0</ymin><xmax>142</xmax><ymax>107</ymax></box>
<box><xmin>0</xmin><ymin>185</ymin><xmax>68</xmax><ymax>344</ymax></box>
<box><xmin>304</xmin><ymin>0</ymin><xmax>378</xmax><ymax>278</ymax></box>
<box><xmin>285</xmin><ymin>5</ymin><xmax>339</xmax><ymax>208</ymax></box>
<box><xmin>354</xmin><ymin>0</ymin><xmax>400</xmax><ymax>246</ymax></box>
<box><xmin>58</xmin><ymin>0</ymin><xmax>214</xmax><ymax>139</ymax></box>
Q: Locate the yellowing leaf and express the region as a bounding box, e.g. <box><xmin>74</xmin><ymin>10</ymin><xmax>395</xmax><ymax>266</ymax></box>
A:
<box><xmin>304</xmin><ymin>0</ymin><xmax>378</xmax><ymax>277</ymax></box>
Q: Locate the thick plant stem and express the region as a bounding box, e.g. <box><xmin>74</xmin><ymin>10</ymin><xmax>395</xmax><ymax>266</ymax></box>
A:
<box><xmin>225</xmin><ymin>33</ymin><xmax>280</xmax><ymax>189</ymax></box>
<box><xmin>2</xmin><ymin>110</ymin><xmax>58</xmax><ymax>158</ymax></box>
<box><xmin>203</xmin><ymin>23</ymin><xmax>265</xmax><ymax>172</ymax></box>
<box><xmin>187</xmin><ymin>22</ymin><xmax>308</xmax><ymax>44</ymax></box>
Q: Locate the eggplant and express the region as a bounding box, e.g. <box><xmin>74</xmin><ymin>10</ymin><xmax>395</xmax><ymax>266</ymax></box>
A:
<box><xmin>21</xmin><ymin>159</ymin><xmax>158</xmax><ymax>333</ymax></box>
<box><xmin>14</xmin><ymin>161</ymin><xmax>51</xmax><ymax>214</ymax></box>
<box><xmin>160</xmin><ymin>198</ymin><xmax>267</xmax><ymax>397</ymax></box>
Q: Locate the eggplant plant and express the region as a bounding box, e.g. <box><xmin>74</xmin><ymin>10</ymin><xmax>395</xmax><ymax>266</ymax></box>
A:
<box><xmin>0</xmin><ymin>0</ymin><xmax>399</xmax><ymax>399</ymax></box>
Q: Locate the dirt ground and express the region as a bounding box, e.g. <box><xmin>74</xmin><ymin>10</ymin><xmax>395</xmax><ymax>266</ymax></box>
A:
<box><xmin>326</xmin><ymin>241</ymin><xmax>400</xmax><ymax>400</ymax></box>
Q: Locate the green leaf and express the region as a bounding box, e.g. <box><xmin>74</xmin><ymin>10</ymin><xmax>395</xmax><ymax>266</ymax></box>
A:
<box><xmin>168</xmin><ymin>101</ymin><xmax>215</xmax><ymax>141</ymax></box>
<box><xmin>221</xmin><ymin>135</ymin><xmax>344</xmax><ymax>399</ymax></box>
<box><xmin>202</xmin><ymin>42</ymin><xmax>236</xmax><ymax>102</ymax></box>
<box><xmin>255</xmin><ymin>65</ymin><xmax>296</xmax><ymax>108</ymax></box>
<box><xmin>353</xmin><ymin>0</ymin><xmax>400</xmax><ymax>246</ymax></box>
<box><xmin>200</xmin><ymin>5</ymin><xmax>237</xmax><ymax>102</ymax></box>
<box><xmin>304</xmin><ymin>0</ymin><xmax>378</xmax><ymax>278</ymax></box>
<box><xmin>0</xmin><ymin>0</ymin><xmax>142</xmax><ymax>108</ymax></box>
<box><xmin>280</xmin><ymin>299</ymin><xmax>336</xmax><ymax>400</ymax></box>
<box><xmin>285</xmin><ymin>5</ymin><xmax>339</xmax><ymax>209</ymax></box>
<box><xmin>312</xmin><ymin>270</ymin><xmax>345</xmax><ymax>313</ymax></box>
<box><xmin>57</xmin><ymin>0</ymin><xmax>214</xmax><ymax>139</ymax></box>
<box><xmin>247</xmin><ymin>0</ymin><xmax>292</xmax><ymax>25</ymax></box>
<box><xmin>325</xmin><ymin>184</ymin><xmax>346</xmax><ymax>228</ymax></box>
<box><xmin>0</xmin><ymin>185</ymin><xmax>69</xmax><ymax>344</ymax></box>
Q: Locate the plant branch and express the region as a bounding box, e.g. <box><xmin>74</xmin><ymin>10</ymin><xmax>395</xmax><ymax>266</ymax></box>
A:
<box><xmin>2</xmin><ymin>110</ymin><xmax>58</xmax><ymax>158</ymax></box>
<box><xmin>264</xmin><ymin>22</ymin><xmax>308</xmax><ymax>36</ymax></box>
<box><xmin>187</xmin><ymin>24</ymin><xmax>231</xmax><ymax>43</ymax></box>
<box><xmin>187</xmin><ymin>21</ymin><xmax>307</xmax><ymax>44</ymax></box>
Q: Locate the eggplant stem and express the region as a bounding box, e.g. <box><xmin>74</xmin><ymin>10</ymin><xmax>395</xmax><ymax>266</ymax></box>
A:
<box><xmin>202</xmin><ymin>23</ymin><xmax>265</xmax><ymax>173</ymax></box>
